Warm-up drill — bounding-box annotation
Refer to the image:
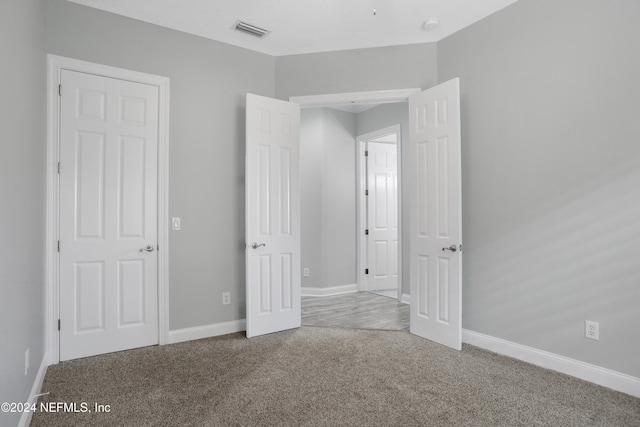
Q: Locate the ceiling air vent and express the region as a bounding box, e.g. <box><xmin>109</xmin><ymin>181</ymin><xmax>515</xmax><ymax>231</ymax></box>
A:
<box><xmin>233</xmin><ymin>20</ymin><xmax>270</xmax><ymax>39</ymax></box>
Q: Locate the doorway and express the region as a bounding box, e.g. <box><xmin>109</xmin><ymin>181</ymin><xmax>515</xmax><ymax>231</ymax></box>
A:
<box><xmin>297</xmin><ymin>103</ymin><xmax>408</xmax><ymax>330</ymax></box>
<box><xmin>358</xmin><ymin>125</ymin><xmax>401</xmax><ymax>301</ymax></box>
<box><xmin>247</xmin><ymin>82</ymin><xmax>463</xmax><ymax>350</ymax></box>
<box><xmin>292</xmin><ymin>90</ymin><xmax>417</xmax><ymax>307</ymax></box>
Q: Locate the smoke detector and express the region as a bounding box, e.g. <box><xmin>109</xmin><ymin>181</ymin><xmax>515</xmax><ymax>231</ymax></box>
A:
<box><xmin>423</xmin><ymin>19</ymin><xmax>439</xmax><ymax>31</ymax></box>
<box><xmin>233</xmin><ymin>20</ymin><xmax>271</xmax><ymax>39</ymax></box>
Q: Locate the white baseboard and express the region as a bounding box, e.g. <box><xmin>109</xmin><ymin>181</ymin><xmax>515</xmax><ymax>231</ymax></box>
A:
<box><xmin>400</xmin><ymin>293</ymin><xmax>410</xmax><ymax>304</ymax></box>
<box><xmin>301</xmin><ymin>284</ymin><xmax>357</xmax><ymax>297</ymax></box>
<box><xmin>462</xmin><ymin>329</ymin><xmax>640</xmax><ymax>398</ymax></box>
<box><xmin>168</xmin><ymin>319</ymin><xmax>246</xmax><ymax>344</ymax></box>
<box><xmin>18</xmin><ymin>351</ymin><xmax>49</xmax><ymax>427</ymax></box>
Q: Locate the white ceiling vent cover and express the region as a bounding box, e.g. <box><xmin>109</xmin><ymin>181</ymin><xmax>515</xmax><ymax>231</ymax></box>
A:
<box><xmin>233</xmin><ymin>20</ymin><xmax>271</xmax><ymax>38</ymax></box>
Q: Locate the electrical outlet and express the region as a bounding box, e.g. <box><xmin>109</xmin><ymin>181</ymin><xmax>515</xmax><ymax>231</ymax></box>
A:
<box><xmin>222</xmin><ymin>292</ymin><xmax>231</xmax><ymax>305</ymax></box>
<box><xmin>303</xmin><ymin>268</ymin><xmax>310</xmax><ymax>277</ymax></box>
<box><xmin>25</xmin><ymin>348</ymin><xmax>30</xmax><ymax>376</ymax></box>
<box><xmin>585</xmin><ymin>320</ymin><xmax>599</xmax><ymax>341</ymax></box>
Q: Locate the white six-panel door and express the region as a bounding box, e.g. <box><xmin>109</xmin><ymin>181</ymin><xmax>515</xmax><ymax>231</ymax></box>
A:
<box><xmin>366</xmin><ymin>141</ymin><xmax>399</xmax><ymax>292</ymax></box>
<box><xmin>409</xmin><ymin>78</ymin><xmax>462</xmax><ymax>350</ymax></box>
<box><xmin>59</xmin><ymin>69</ymin><xmax>159</xmax><ymax>361</ymax></box>
<box><xmin>245</xmin><ymin>93</ymin><xmax>301</xmax><ymax>338</ymax></box>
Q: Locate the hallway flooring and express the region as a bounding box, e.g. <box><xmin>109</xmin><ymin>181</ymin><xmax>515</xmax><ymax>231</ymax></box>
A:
<box><xmin>301</xmin><ymin>291</ymin><xmax>409</xmax><ymax>331</ymax></box>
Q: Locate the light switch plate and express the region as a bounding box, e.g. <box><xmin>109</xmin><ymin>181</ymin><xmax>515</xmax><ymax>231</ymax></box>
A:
<box><xmin>172</xmin><ymin>217</ymin><xmax>181</xmax><ymax>231</ymax></box>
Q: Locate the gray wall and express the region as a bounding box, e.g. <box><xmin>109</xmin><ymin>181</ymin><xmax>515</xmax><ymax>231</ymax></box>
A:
<box><xmin>300</xmin><ymin>109</ymin><xmax>325</xmax><ymax>288</ymax></box>
<box><xmin>438</xmin><ymin>0</ymin><xmax>640</xmax><ymax>377</ymax></box>
<box><xmin>0</xmin><ymin>0</ymin><xmax>47</xmax><ymax>425</ymax></box>
<box><xmin>46</xmin><ymin>0</ymin><xmax>276</xmax><ymax>330</ymax></box>
<box><xmin>357</xmin><ymin>103</ymin><xmax>410</xmax><ymax>295</ymax></box>
<box><xmin>276</xmin><ymin>44</ymin><xmax>438</xmax><ymax>99</ymax></box>
<box><xmin>300</xmin><ymin>108</ymin><xmax>357</xmax><ymax>289</ymax></box>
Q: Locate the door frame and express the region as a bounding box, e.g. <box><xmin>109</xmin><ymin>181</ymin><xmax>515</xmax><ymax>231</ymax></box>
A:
<box><xmin>45</xmin><ymin>55</ymin><xmax>171</xmax><ymax>364</ymax></box>
<box><xmin>290</xmin><ymin>89</ymin><xmax>420</xmax><ymax>109</ymax></box>
<box><xmin>356</xmin><ymin>125</ymin><xmax>402</xmax><ymax>300</ymax></box>
<box><xmin>290</xmin><ymin>89</ymin><xmax>419</xmax><ymax>300</ymax></box>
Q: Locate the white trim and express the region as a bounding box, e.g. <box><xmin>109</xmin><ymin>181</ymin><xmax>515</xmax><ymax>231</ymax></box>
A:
<box><xmin>356</xmin><ymin>139</ymin><xmax>367</xmax><ymax>292</ymax></box>
<box><xmin>18</xmin><ymin>351</ymin><xmax>49</xmax><ymax>427</ymax></box>
<box><xmin>356</xmin><ymin>125</ymin><xmax>403</xmax><ymax>301</ymax></box>
<box><xmin>290</xmin><ymin>88</ymin><xmax>420</xmax><ymax>108</ymax></box>
<box><xmin>168</xmin><ymin>320</ymin><xmax>246</xmax><ymax>344</ymax></box>
<box><xmin>301</xmin><ymin>284</ymin><xmax>358</xmax><ymax>297</ymax></box>
<box><xmin>46</xmin><ymin>55</ymin><xmax>171</xmax><ymax>364</ymax></box>
<box><xmin>400</xmin><ymin>293</ymin><xmax>411</xmax><ymax>305</ymax></box>
<box><xmin>462</xmin><ymin>329</ymin><xmax>640</xmax><ymax>398</ymax></box>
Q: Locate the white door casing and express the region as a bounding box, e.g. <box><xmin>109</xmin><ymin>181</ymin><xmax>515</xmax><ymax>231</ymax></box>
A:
<box><xmin>366</xmin><ymin>140</ymin><xmax>399</xmax><ymax>292</ymax></box>
<box><xmin>58</xmin><ymin>69</ymin><xmax>160</xmax><ymax>360</ymax></box>
<box><xmin>245</xmin><ymin>93</ymin><xmax>301</xmax><ymax>338</ymax></box>
<box><xmin>409</xmin><ymin>78</ymin><xmax>462</xmax><ymax>350</ymax></box>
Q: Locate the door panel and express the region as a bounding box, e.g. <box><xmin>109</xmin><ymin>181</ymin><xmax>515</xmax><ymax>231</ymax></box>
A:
<box><xmin>366</xmin><ymin>141</ymin><xmax>399</xmax><ymax>291</ymax></box>
<box><xmin>120</xmin><ymin>137</ymin><xmax>147</xmax><ymax>238</ymax></box>
<box><xmin>119</xmin><ymin>259</ymin><xmax>146</xmax><ymax>326</ymax></box>
<box><xmin>75</xmin><ymin>261</ymin><xmax>104</xmax><ymax>331</ymax></box>
<box><xmin>75</xmin><ymin>131</ymin><xmax>106</xmax><ymax>239</ymax></box>
<box><xmin>59</xmin><ymin>70</ymin><xmax>159</xmax><ymax>361</ymax></box>
<box><xmin>409</xmin><ymin>78</ymin><xmax>462</xmax><ymax>350</ymax></box>
<box><xmin>246</xmin><ymin>94</ymin><xmax>301</xmax><ymax>338</ymax></box>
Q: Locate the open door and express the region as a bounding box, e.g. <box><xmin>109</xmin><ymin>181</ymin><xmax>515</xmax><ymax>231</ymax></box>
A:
<box><xmin>245</xmin><ymin>93</ymin><xmax>301</xmax><ymax>338</ymax></box>
<box><xmin>409</xmin><ymin>78</ymin><xmax>462</xmax><ymax>350</ymax></box>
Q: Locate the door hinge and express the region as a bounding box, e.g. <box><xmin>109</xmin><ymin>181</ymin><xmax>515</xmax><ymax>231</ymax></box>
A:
<box><xmin>57</xmin><ymin>240</ymin><xmax>60</xmax><ymax>252</ymax></box>
<box><xmin>365</xmin><ymin>268</ymin><xmax>369</xmax><ymax>275</ymax></box>
<box><xmin>365</xmin><ymin>150</ymin><xmax>369</xmax><ymax>156</ymax></box>
<box><xmin>365</xmin><ymin>229</ymin><xmax>369</xmax><ymax>235</ymax></box>
<box><xmin>58</xmin><ymin>319</ymin><xmax>61</xmax><ymax>331</ymax></box>
<box><xmin>57</xmin><ymin>162</ymin><xmax>61</xmax><ymax>174</ymax></box>
<box><xmin>58</xmin><ymin>84</ymin><xmax>61</xmax><ymax>96</ymax></box>
<box><xmin>365</xmin><ymin>190</ymin><xmax>369</xmax><ymax>196</ymax></box>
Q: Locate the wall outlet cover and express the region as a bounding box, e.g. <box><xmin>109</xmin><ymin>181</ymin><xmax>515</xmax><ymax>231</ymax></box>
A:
<box><xmin>585</xmin><ymin>320</ymin><xmax>599</xmax><ymax>341</ymax></box>
<box><xmin>222</xmin><ymin>292</ymin><xmax>231</xmax><ymax>305</ymax></box>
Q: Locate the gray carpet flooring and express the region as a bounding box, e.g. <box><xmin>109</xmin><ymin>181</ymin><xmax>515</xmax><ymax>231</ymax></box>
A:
<box><xmin>32</xmin><ymin>327</ymin><xmax>640</xmax><ymax>426</ymax></box>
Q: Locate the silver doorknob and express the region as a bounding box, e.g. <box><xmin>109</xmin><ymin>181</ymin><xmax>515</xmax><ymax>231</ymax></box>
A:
<box><xmin>251</xmin><ymin>242</ymin><xmax>266</xmax><ymax>249</ymax></box>
<box><xmin>442</xmin><ymin>244</ymin><xmax>457</xmax><ymax>252</ymax></box>
<box><xmin>140</xmin><ymin>245</ymin><xmax>155</xmax><ymax>252</ymax></box>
